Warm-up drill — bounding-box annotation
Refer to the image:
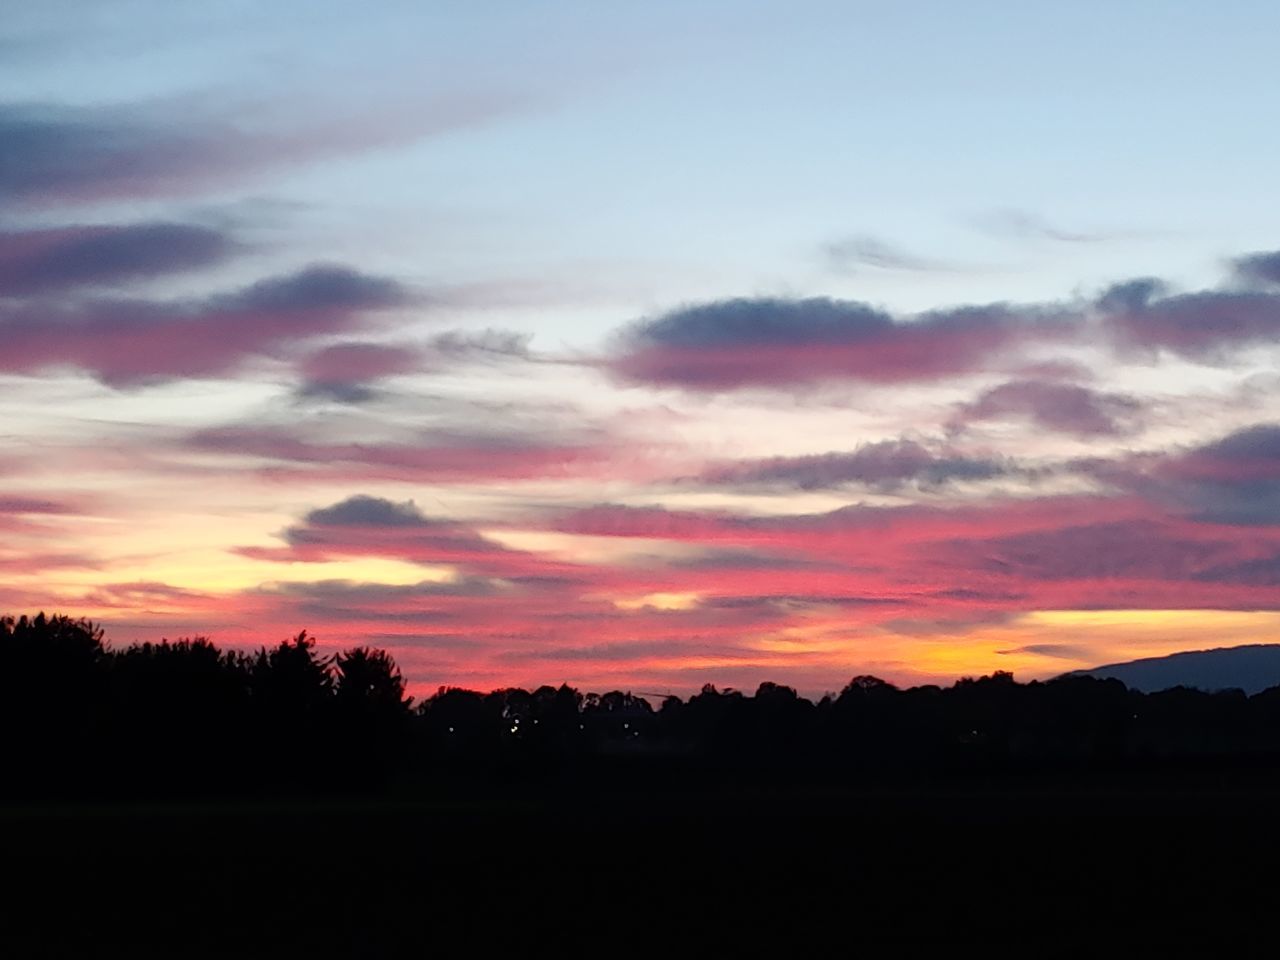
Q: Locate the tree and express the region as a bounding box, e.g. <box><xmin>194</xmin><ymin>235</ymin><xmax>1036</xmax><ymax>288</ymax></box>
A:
<box><xmin>335</xmin><ymin>646</ymin><xmax>412</xmax><ymax>716</ymax></box>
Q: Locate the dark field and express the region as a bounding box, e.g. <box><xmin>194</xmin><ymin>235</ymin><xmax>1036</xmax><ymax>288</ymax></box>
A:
<box><xmin>6</xmin><ymin>618</ymin><xmax>1279</xmax><ymax>952</ymax></box>
<box><xmin>6</xmin><ymin>773</ymin><xmax>1278</xmax><ymax>954</ymax></box>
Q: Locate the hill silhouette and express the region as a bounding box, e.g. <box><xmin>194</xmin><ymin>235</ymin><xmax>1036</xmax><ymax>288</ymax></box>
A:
<box><xmin>1071</xmin><ymin>643</ymin><xmax>1280</xmax><ymax>694</ymax></box>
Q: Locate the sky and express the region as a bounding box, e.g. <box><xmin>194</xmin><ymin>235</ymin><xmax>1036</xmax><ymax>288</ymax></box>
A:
<box><xmin>3</xmin><ymin>1</ymin><xmax>1280</xmax><ymax>697</ymax></box>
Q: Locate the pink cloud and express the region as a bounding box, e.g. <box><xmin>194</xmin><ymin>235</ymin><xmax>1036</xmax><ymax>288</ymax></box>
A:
<box><xmin>0</xmin><ymin>264</ymin><xmax>410</xmax><ymax>385</ymax></box>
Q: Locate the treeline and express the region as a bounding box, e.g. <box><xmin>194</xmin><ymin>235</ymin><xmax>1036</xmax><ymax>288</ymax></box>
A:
<box><xmin>8</xmin><ymin>612</ymin><xmax>1280</xmax><ymax>798</ymax></box>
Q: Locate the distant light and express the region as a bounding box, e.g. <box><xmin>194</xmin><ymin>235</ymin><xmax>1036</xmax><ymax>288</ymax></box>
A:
<box><xmin>623</xmin><ymin>722</ymin><xmax>629</xmax><ymax>729</ymax></box>
<box><xmin>448</xmin><ymin>727</ymin><xmax>454</xmax><ymax>733</ymax></box>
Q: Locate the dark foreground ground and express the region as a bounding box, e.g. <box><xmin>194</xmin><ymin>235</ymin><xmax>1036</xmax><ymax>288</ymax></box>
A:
<box><xmin>6</xmin><ymin>770</ymin><xmax>1280</xmax><ymax>955</ymax></box>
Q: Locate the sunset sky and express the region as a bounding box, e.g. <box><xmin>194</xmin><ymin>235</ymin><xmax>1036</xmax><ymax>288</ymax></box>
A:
<box><xmin>4</xmin><ymin>1</ymin><xmax>1280</xmax><ymax>697</ymax></box>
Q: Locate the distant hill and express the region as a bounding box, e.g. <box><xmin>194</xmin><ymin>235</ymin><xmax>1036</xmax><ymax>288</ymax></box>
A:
<box><xmin>1068</xmin><ymin>644</ymin><xmax>1280</xmax><ymax>695</ymax></box>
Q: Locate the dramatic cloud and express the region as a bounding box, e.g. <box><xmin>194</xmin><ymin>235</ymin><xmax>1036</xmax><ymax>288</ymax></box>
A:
<box><xmin>1076</xmin><ymin>424</ymin><xmax>1280</xmax><ymax>527</ymax></box>
<box><xmin>610</xmin><ymin>297</ymin><xmax>1071</xmax><ymax>391</ymax></box>
<box><xmin>1232</xmin><ymin>251</ymin><xmax>1280</xmax><ymax>289</ymax></box>
<box><xmin>0</xmin><ymin>222</ymin><xmax>236</xmax><ymax>294</ymax></box>
<box><xmin>958</xmin><ymin>518</ymin><xmax>1238</xmax><ymax>583</ymax></box>
<box><xmin>242</xmin><ymin>494</ymin><xmax>508</xmax><ymax>569</ymax></box>
<box><xmin>0</xmin><ymin>102</ymin><xmax>221</xmax><ymax>204</ymax></box>
<box><xmin>303</xmin><ymin>495</ymin><xmax>435</xmax><ymax>529</ymax></box>
<box><xmin>1100</xmin><ymin>277</ymin><xmax>1280</xmax><ymax>361</ymax></box>
<box><xmin>0</xmin><ymin>264</ymin><xmax>410</xmax><ymax>385</ymax></box>
<box><xmin>258</xmin><ymin>578</ymin><xmax>503</xmax><ymax>627</ymax></box>
<box><xmin>699</xmin><ymin>439</ymin><xmax>1010</xmax><ymax>491</ymax></box>
<box><xmin>1154</xmin><ymin>423</ymin><xmax>1280</xmax><ymax>525</ymax></box>
<box><xmin>952</xmin><ymin>379</ymin><xmax>1143</xmax><ymax>437</ymax></box>
<box><xmin>239</xmin><ymin>495</ymin><xmax>602</xmax><ymax>588</ymax></box>
<box><xmin>608</xmin><ymin>259</ymin><xmax>1280</xmax><ymax>397</ymax></box>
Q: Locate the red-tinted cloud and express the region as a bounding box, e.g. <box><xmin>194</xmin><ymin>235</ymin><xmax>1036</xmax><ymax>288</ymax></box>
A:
<box><xmin>1100</xmin><ymin>278</ymin><xmax>1280</xmax><ymax>361</ymax></box>
<box><xmin>0</xmin><ymin>264</ymin><xmax>409</xmax><ymax>385</ymax></box>
<box><xmin>952</xmin><ymin>379</ymin><xmax>1144</xmax><ymax>437</ymax></box>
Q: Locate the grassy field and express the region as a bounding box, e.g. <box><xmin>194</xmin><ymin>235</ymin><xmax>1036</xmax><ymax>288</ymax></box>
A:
<box><xmin>4</xmin><ymin>773</ymin><xmax>1278</xmax><ymax>953</ymax></box>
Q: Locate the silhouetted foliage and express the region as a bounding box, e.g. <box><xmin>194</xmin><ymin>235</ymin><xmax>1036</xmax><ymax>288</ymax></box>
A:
<box><xmin>9</xmin><ymin>610</ymin><xmax>1280</xmax><ymax>801</ymax></box>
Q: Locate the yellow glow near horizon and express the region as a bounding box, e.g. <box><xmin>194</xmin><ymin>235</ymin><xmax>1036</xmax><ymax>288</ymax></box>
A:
<box><xmin>739</xmin><ymin>609</ymin><xmax>1280</xmax><ymax>686</ymax></box>
<box><xmin>890</xmin><ymin>609</ymin><xmax>1280</xmax><ymax>680</ymax></box>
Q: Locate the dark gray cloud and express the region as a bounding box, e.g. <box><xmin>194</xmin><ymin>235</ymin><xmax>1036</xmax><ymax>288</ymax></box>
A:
<box><xmin>953</xmin><ymin>379</ymin><xmax>1144</xmax><ymax>437</ymax></box>
<box><xmin>964</xmin><ymin>518</ymin><xmax>1236</xmax><ymax>582</ymax></box>
<box><xmin>0</xmin><ymin>92</ymin><xmax>526</xmax><ymax>206</ymax></box>
<box><xmin>0</xmin><ymin>221</ymin><xmax>236</xmax><ymax>294</ymax></box>
<box><xmin>1078</xmin><ymin>425</ymin><xmax>1280</xmax><ymax>527</ymax></box>
<box><xmin>1192</xmin><ymin>553</ymin><xmax>1280</xmax><ymax>586</ymax></box>
<box><xmin>1195</xmin><ymin>423</ymin><xmax>1280</xmax><ymax>463</ymax></box>
<box><xmin>634</xmin><ymin>297</ymin><xmax>892</xmax><ymax>349</ymax></box>
<box><xmin>700</xmin><ymin>439</ymin><xmax>1010</xmax><ymax>491</ymax></box>
<box><xmin>256</xmin><ymin>577</ymin><xmax>499</xmax><ymax>625</ymax></box>
<box><xmin>219</xmin><ymin>264</ymin><xmax>407</xmax><ymax>314</ymax></box>
<box><xmin>304</xmin><ymin>495</ymin><xmax>432</xmax><ymax>529</ymax></box>
<box><xmin>663</xmin><ymin>547</ymin><xmax>832</xmax><ymax>571</ymax></box>
<box><xmin>296</xmin><ymin>381</ymin><xmax>379</xmax><ymax>404</ymax></box>
<box><xmin>1232</xmin><ymin>251</ymin><xmax>1280</xmax><ymax>289</ymax></box>
<box><xmin>610</xmin><ymin>296</ymin><xmax>1070</xmax><ymax>391</ymax></box>
<box><xmin>1160</xmin><ymin>423</ymin><xmax>1280</xmax><ymax>525</ymax></box>
<box><xmin>0</xmin><ymin>102</ymin><xmax>213</xmax><ymax>204</ymax></box>
<box><xmin>1100</xmin><ymin>283</ymin><xmax>1280</xmax><ymax>361</ymax></box>
<box><xmin>607</xmin><ymin>253</ymin><xmax>1280</xmax><ymax>394</ymax></box>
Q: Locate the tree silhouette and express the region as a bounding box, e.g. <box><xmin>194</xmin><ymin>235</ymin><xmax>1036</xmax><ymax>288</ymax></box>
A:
<box><xmin>332</xmin><ymin>645</ymin><xmax>414</xmax><ymax>783</ymax></box>
<box><xmin>5</xmin><ymin>610</ymin><xmax>1280</xmax><ymax>801</ymax></box>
